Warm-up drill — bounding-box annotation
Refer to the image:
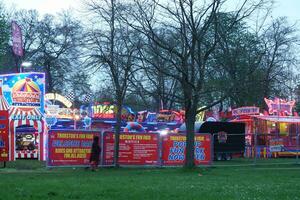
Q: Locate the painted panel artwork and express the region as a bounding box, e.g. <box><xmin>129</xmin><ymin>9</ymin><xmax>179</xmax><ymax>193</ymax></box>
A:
<box><xmin>0</xmin><ymin>73</ymin><xmax>45</xmax><ymax>114</ymax></box>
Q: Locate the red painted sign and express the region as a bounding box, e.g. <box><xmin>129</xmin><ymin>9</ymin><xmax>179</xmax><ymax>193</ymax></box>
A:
<box><xmin>162</xmin><ymin>134</ymin><xmax>212</xmax><ymax>165</ymax></box>
<box><xmin>47</xmin><ymin>130</ymin><xmax>101</xmax><ymax>166</ymax></box>
<box><xmin>103</xmin><ymin>132</ymin><xmax>159</xmax><ymax>165</ymax></box>
<box><xmin>0</xmin><ymin>111</ymin><xmax>9</xmax><ymax>161</ymax></box>
<box><xmin>232</xmin><ymin>106</ymin><xmax>260</xmax><ymax>116</ymax></box>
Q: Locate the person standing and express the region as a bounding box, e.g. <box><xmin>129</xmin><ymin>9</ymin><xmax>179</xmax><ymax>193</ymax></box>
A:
<box><xmin>90</xmin><ymin>136</ymin><xmax>101</xmax><ymax>171</ymax></box>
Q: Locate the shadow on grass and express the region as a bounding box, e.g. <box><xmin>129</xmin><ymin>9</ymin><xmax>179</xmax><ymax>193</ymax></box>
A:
<box><xmin>2</xmin><ymin>159</ymin><xmax>45</xmax><ymax>170</ymax></box>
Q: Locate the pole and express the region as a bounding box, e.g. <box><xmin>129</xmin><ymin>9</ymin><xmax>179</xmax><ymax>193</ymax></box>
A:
<box><xmin>73</xmin><ymin>109</ymin><xmax>76</xmax><ymax>130</ymax></box>
<box><xmin>254</xmin><ymin>132</ymin><xmax>257</xmax><ymax>166</ymax></box>
<box><xmin>296</xmin><ymin>132</ymin><xmax>299</xmax><ymax>165</ymax></box>
<box><xmin>253</xmin><ymin>118</ymin><xmax>258</xmax><ymax>166</ymax></box>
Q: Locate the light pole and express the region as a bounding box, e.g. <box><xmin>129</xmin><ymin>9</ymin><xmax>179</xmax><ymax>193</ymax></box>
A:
<box><xmin>73</xmin><ymin>109</ymin><xmax>80</xmax><ymax>130</ymax></box>
<box><xmin>20</xmin><ymin>61</ymin><xmax>32</xmax><ymax>73</ymax></box>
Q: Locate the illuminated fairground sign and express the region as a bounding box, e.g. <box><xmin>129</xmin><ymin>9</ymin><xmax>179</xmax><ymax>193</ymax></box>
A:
<box><xmin>264</xmin><ymin>98</ymin><xmax>295</xmax><ymax>115</ymax></box>
<box><xmin>92</xmin><ymin>104</ymin><xmax>115</xmax><ymax>118</ymax></box>
<box><xmin>45</xmin><ymin>93</ymin><xmax>74</xmax><ymax>118</ymax></box>
<box><xmin>12</xmin><ymin>78</ymin><xmax>41</xmax><ymax>107</ymax></box>
<box><xmin>11</xmin><ymin>114</ymin><xmax>42</xmax><ymax>121</ymax></box>
<box><xmin>232</xmin><ymin>106</ymin><xmax>260</xmax><ymax>116</ymax></box>
<box><xmin>196</xmin><ymin>107</ymin><xmax>205</xmax><ymax>122</ymax></box>
<box><xmin>91</xmin><ymin>103</ymin><xmax>135</xmax><ymax>121</ymax></box>
<box><xmin>45</xmin><ymin>93</ymin><xmax>72</xmax><ymax>108</ymax></box>
<box><xmin>0</xmin><ymin>72</ymin><xmax>45</xmax><ymax>113</ymax></box>
<box><xmin>156</xmin><ymin>110</ymin><xmax>183</xmax><ymax>122</ymax></box>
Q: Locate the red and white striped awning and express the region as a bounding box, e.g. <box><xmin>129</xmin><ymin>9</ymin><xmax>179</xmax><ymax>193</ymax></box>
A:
<box><xmin>15</xmin><ymin>150</ymin><xmax>38</xmax><ymax>159</ymax></box>
<box><xmin>9</xmin><ymin>107</ymin><xmax>44</xmax><ymax>133</ymax></box>
<box><xmin>0</xmin><ymin>95</ymin><xmax>9</xmax><ymax>110</ymax></box>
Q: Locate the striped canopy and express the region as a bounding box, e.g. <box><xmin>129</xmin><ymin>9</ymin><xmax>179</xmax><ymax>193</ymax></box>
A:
<box><xmin>9</xmin><ymin>107</ymin><xmax>44</xmax><ymax>133</ymax></box>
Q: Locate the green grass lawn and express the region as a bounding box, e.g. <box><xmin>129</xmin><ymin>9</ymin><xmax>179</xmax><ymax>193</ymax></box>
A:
<box><xmin>0</xmin><ymin>160</ymin><xmax>300</xmax><ymax>200</ymax></box>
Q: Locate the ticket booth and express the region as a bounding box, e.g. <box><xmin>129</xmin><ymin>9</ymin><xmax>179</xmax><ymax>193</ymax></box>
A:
<box><xmin>9</xmin><ymin>107</ymin><xmax>45</xmax><ymax>160</ymax></box>
<box><xmin>0</xmin><ymin>73</ymin><xmax>46</xmax><ymax>161</ymax></box>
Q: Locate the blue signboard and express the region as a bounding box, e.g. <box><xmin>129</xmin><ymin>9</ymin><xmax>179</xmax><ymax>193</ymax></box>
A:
<box><xmin>0</xmin><ymin>72</ymin><xmax>45</xmax><ymax>114</ymax></box>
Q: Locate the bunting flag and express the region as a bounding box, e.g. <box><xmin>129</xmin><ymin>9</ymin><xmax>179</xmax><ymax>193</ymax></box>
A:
<box><xmin>11</xmin><ymin>21</ymin><xmax>23</xmax><ymax>57</ymax></box>
<box><xmin>83</xmin><ymin>93</ymin><xmax>92</xmax><ymax>103</ymax></box>
<box><xmin>65</xmin><ymin>91</ymin><xmax>75</xmax><ymax>102</ymax></box>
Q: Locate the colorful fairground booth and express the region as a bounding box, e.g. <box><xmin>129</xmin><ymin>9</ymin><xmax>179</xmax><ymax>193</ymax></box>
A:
<box><xmin>0</xmin><ymin>72</ymin><xmax>45</xmax><ymax>161</ymax></box>
<box><xmin>231</xmin><ymin>98</ymin><xmax>300</xmax><ymax>158</ymax></box>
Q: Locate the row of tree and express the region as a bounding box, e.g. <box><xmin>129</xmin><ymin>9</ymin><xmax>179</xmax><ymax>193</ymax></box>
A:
<box><xmin>0</xmin><ymin>0</ymin><xmax>299</xmax><ymax>167</ymax></box>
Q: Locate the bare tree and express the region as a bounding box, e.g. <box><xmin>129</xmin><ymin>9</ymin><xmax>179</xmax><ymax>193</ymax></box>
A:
<box><xmin>12</xmin><ymin>10</ymin><xmax>85</xmax><ymax>93</ymax></box>
<box><xmin>125</xmin><ymin>0</ymin><xmax>269</xmax><ymax>168</ymax></box>
<box><xmin>84</xmin><ymin>0</ymin><xmax>140</xmax><ymax>167</ymax></box>
<box><xmin>34</xmin><ymin>13</ymin><xmax>84</xmax><ymax>92</ymax></box>
<box><xmin>259</xmin><ymin>17</ymin><xmax>299</xmax><ymax>101</ymax></box>
<box><xmin>210</xmin><ymin>12</ymin><xmax>266</xmax><ymax>108</ymax></box>
<box><xmin>131</xmin><ymin>32</ymin><xmax>181</xmax><ymax>111</ymax></box>
<box><xmin>214</xmin><ymin>16</ymin><xmax>299</xmax><ymax>108</ymax></box>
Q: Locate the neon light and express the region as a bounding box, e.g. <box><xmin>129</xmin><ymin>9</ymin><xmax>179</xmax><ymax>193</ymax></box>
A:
<box><xmin>264</xmin><ymin>98</ymin><xmax>295</xmax><ymax>115</ymax></box>
<box><xmin>92</xmin><ymin>105</ymin><xmax>115</xmax><ymax>118</ymax></box>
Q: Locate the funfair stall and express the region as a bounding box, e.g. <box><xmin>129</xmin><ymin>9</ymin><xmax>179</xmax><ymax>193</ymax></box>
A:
<box><xmin>0</xmin><ymin>73</ymin><xmax>45</xmax><ymax>160</ymax></box>
<box><xmin>231</xmin><ymin>98</ymin><xmax>300</xmax><ymax>158</ymax></box>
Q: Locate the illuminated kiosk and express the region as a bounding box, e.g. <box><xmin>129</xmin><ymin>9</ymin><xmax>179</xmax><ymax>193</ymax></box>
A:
<box><xmin>231</xmin><ymin>98</ymin><xmax>300</xmax><ymax>158</ymax></box>
<box><xmin>0</xmin><ymin>73</ymin><xmax>45</xmax><ymax>160</ymax></box>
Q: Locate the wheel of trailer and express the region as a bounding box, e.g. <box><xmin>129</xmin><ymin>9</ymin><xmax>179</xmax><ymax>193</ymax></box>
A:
<box><xmin>225</xmin><ymin>153</ymin><xmax>232</xmax><ymax>161</ymax></box>
<box><xmin>216</xmin><ymin>153</ymin><xmax>223</xmax><ymax>161</ymax></box>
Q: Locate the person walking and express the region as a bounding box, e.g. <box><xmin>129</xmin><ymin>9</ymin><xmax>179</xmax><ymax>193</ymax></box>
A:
<box><xmin>90</xmin><ymin>135</ymin><xmax>101</xmax><ymax>171</ymax></box>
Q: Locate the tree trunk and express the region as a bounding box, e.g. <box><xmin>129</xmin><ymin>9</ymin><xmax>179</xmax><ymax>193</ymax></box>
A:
<box><xmin>14</xmin><ymin>55</ymin><xmax>21</xmax><ymax>73</ymax></box>
<box><xmin>184</xmin><ymin>103</ymin><xmax>196</xmax><ymax>168</ymax></box>
<box><xmin>45</xmin><ymin>63</ymin><xmax>53</xmax><ymax>92</ymax></box>
<box><xmin>113</xmin><ymin>96</ymin><xmax>123</xmax><ymax>168</ymax></box>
